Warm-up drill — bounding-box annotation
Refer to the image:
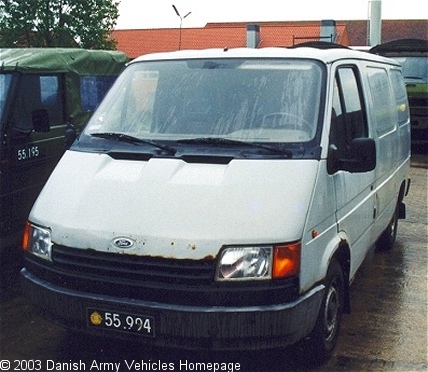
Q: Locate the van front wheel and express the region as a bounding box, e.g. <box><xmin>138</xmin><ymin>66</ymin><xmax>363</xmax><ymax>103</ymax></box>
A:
<box><xmin>306</xmin><ymin>259</ymin><xmax>344</xmax><ymax>363</ymax></box>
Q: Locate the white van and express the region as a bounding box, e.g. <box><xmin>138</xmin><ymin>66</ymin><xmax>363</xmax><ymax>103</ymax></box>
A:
<box><xmin>21</xmin><ymin>45</ymin><xmax>411</xmax><ymax>361</ymax></box>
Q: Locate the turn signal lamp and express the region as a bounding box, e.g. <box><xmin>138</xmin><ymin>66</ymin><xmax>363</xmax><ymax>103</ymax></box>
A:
<box><xmin>273</xmin><ymin>242</ymin><xmax>301</xmax><ymax>278</ymax></box>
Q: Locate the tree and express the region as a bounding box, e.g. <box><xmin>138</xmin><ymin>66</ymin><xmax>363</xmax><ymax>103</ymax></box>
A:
<box><xmin>0</xmin><ymin>0</ymin><xmax>119</xmax><ymax>49</ymax></box>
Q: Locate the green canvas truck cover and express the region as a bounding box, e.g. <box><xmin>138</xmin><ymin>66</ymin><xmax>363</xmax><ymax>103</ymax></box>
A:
<box><xmin>0</xmin><ymin>48</ymin><xmax>128</xmax><ymax>128</ymax></box>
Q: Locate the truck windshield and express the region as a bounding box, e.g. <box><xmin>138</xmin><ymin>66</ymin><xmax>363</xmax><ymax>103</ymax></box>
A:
<box><xmin>393</xmin><ymin>56</ymin><xmax>428</xmax><ymax>82</ymax></box>
<box><xmin>0</xmin><ymin>74</ymin><xmax>12</xmax><ymax>125</ymax></box>
<box><xmin>85</xmin><ymin>58</ymin><xmax>324</xmax><ymax>144</ymax></box>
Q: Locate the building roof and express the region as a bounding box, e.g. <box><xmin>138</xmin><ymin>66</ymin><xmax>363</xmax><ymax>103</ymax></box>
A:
<box><xmin>112</xmin><ymin>22</ymin><xmax>348</xmax><ymax>59</ymax></box>
<box><xmin>112</xmin><ymin>19</ymin><xmax>427</xmax><ymax>59</ymax></box>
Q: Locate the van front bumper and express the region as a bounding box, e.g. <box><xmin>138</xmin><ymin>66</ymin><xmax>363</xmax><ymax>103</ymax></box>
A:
<box><xmin>21</xmin><ymin>269</ymin><xmax>324</xmax><ymax>350</ymax></box>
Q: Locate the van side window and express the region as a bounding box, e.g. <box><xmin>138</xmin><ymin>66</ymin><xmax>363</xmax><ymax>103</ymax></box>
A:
<box><xmin>367</xmin><ymin>67</ymin><xmax>397</xmax><ymax>135</ymax></box>
<box><xmin>11</xmin><ymin>75</ymin><xmax>64</xmax><ymax>134</ymax></box>
<box><xmin>389</xmin><ymin>69</ymin><xmax>410</xmax><ymax>126</ymax></box>
<box><xmin>330</xmin><ymin>67</ymin><xmax>368</xmax><ymax>159</ymax></box>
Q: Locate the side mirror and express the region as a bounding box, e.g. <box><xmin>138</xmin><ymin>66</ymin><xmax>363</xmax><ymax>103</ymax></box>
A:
<box><xmin>328</xmin><ymin>138</ymin><xmax>376</xmax><ymax>173</ymax></box>
<box><xmin>65</xmin><ymin>123</ymin><xmax>77</xmax><ymax>148</ymax></box>
<box><xmin>31</xmin><ymin>109</ymin><xmax>50</xmax><ymax>132</ymax></box>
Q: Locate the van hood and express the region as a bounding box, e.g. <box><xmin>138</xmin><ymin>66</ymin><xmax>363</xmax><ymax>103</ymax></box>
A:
<box><xmin>30</xmin><ymin>151</ymin><xmax>318</xmax><ymax>259</ymax></box>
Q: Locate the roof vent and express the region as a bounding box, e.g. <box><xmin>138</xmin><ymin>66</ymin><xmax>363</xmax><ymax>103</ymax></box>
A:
<box><xmin>290</xmin><ymin>41</ymin><xmax>348</xmax><ymax>49</ymax></box>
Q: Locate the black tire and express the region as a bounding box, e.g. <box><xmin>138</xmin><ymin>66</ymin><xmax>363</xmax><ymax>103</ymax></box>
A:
<box><xmin>376</xmin><ymin>204</ymin><xmax>399</xmax><ymax>251</ymax></box>
<box><xmin>306</xmin><ymin>258</ymin><xmax>344</xmax><ymax>363</ymax></box>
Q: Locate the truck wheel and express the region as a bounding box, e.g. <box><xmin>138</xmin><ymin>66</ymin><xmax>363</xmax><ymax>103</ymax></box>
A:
<box><xmin>307</xmin><ymin>258</ymin><xmax>344</xmax><ymax>363</ymax></box>
<box><xmin>376</xmin><ymin>204</ymin><xmax>398</xmax><ymax>251</ymax></box>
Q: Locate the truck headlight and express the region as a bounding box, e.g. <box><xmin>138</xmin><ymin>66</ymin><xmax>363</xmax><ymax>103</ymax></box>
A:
<box><xmin>22</xmin><ymin>222</ymin><xmax>52</xmax><ymax>261</ymax></box>
<box><xmin>216</xmin><ymin>242</ymin><xmax>300</xmax><ymax>281</ymax></box>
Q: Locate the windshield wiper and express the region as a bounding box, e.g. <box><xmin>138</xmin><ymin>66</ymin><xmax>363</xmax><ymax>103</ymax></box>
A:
<box><xmin>91</xmin><ymin>132</ymin><xmax>176</xmax><ymax>155</ymax></box>
<box><xmin>178</xmin><ymin>137</ymin><xmax>292</xmax><ymax>158</ymax></box>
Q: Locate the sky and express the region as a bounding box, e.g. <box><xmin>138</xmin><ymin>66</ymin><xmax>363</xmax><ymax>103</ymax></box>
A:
<box><xmin>115</xmin><ymin>0</ymin><xmax>426</xmax><ymax>29</ymax></box>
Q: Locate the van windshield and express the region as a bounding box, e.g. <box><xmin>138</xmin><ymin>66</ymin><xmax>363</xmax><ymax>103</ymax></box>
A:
<box><xmin>85</xmin><ymin>58</ymin><xmax>324</xmax><ymax>146</ymax></box>
<box><xmin>0</xmin><ymin>74</ymin><xmax>13</xmax><ymax>125</ymax></box>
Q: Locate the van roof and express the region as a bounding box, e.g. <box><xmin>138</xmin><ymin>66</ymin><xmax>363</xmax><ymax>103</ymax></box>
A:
<box><xmin>132</xmin><ymin>45</ymin><xmax>399</xmax><ymax>66</ymax></box>
<box><xmin>0</xmin><ymin>48</ymin><xmax>128</xmax><ymax>75</ymax></box>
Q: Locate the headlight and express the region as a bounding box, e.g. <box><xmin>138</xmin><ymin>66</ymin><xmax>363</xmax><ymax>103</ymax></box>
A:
<box><xmin>22</xmin><ymin>222</ymin><xmax>52</xmax><ymax>261</ymax></box>
<box><xmin>216</xmin><ymin>242</ymin><xmax>301</xmax><ymax>281</ymax></box>
<box><xmin>217</xmin><ymin>247</ymin><xmax>272</xmax><ymax>281</ymax></box>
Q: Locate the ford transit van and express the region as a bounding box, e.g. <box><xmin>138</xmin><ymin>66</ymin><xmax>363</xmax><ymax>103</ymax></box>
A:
<box><xmin>0</xmin><ymin>48</ymin><xmax>127</xmax><ymax>252</ymax></box>
<box><xmin>21</xmin><ymin>44</ymin><xmax>411</xmax><ymax>360</ymax></box>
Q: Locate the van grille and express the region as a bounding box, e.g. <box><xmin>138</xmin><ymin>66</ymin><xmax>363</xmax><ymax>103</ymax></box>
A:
<box><xmin>25</xmin><ymin>245</ymin><xmax>299</xmax><ymax>307</ymax></box>
<box><xmin>53</xmin><ymin>245</ymin><xmax>215</xmax><ymax>286</ymax></box>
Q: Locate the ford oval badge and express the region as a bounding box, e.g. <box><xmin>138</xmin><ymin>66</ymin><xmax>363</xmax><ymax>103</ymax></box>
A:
<box><xmin>112</xmin><ymin>237</ymin><xmax>135</xmax><ymax>249</ymax></box>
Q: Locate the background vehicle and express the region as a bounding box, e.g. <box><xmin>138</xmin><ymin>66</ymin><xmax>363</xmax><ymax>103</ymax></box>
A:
<box><xmin>370</xmin><ymin>39</ymin><xmax>428</xmax><ymax>149</ymax></box>
<box><xmin>0</xmin><ymin>48</ymin><xmax>127</xmax><ymax>252</ymax></box>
